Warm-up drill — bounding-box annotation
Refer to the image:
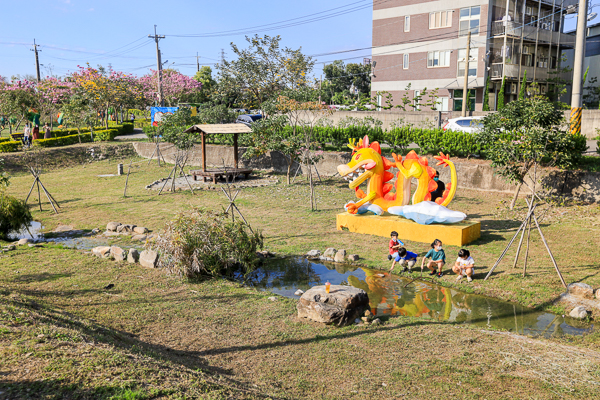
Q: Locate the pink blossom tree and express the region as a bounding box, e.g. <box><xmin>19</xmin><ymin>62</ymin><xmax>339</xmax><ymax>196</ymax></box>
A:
<box><xmin>0</xmin><ymin>79</ymin><xmax>37</xmax><ymax>134</ymax></box>
<box><xmin>139</xmin><ymin>69</ymin><xmax>202</xmax><ymax>106</ymax></box>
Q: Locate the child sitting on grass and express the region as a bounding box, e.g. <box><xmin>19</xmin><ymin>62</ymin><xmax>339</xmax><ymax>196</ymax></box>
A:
<box><xmin>452</xmin><ymin>249</ymin><xmax>475</xmax><ymax>282</ymax></box>
<box><xmin>390</xmin><ymin>247</ymin><xmax>418</xmax><ymax>273</ymax></box>
<box><xmin>420</xmin><ymin>239</ymin><xmax>445</xmax><ymax>278</ymax></box>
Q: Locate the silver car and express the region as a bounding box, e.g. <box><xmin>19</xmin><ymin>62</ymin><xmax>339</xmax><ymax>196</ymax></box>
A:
<box><xmin>442</xmin><ymin>117</ymin><xmax>484</xmax><ymax>133</ymax></box>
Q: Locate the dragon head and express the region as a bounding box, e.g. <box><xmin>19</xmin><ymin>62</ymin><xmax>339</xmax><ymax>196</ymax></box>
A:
<box><xmin>337</xmin><ymin>136</ymin><xmax>383</xmax><ymax>189</ymax></box>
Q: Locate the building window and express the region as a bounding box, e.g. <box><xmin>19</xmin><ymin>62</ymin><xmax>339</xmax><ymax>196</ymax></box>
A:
<box><xmin>403</xmin><ymin>53</ymin><xmax>409</xmax><ymax>69</ymax></box>
<box><xmin>404</xmin><ymin>15</ymin><xmax>410</xmax><ymax>32</ymax></box>
<box><xmin>459</xmin><ymin>6</ymin><xmax>480</xmax><ymax>36</ymax></box>
<box><xmin>453</xmin><ymin>90</ymin><xmax>476</xmax><ymax>111</ymax></box>
<box><xmin>427</xmin><ymin>50</ymin><xmax>451</xmax><ymax>67</ymax></box>
<box><xmin>435</xmin><ymin>97</ymin><xmax>449</xmax><ymax>111</ymax></box>
<box><xmin>429</xmin><ymin>11</ymin><xmax>452</xmax><ymax>29</ymax></box>
<box><xmin>457</xmin><ymin>48</ymin><xmax>478</xmax><ymax>77</ymax></box>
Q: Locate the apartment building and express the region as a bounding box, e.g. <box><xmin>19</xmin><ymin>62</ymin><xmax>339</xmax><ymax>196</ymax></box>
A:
<box><xmin>564</xmin><ymin>21</ymin><xmax>600</xmax><ymax>107</ymax></box>
<box><xmin>371</xmin><ymin>0</ymin><xmax>576</xmax><ymax>112</ymax></box>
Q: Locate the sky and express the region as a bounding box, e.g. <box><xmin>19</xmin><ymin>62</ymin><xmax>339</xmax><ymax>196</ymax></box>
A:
<box><xmin>0</xmin><ymin>0</ymin><xmax>586</xmax><ymax>81</ymax></box>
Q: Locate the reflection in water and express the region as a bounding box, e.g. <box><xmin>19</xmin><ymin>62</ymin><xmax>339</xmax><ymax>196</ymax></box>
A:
<box><xmin>247</xmin><ymin>258</ymin><xmax>595</xmax><ymax>338</ymax></box>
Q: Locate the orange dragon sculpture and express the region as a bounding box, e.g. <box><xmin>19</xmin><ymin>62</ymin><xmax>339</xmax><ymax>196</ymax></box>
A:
<box><xmin>337</xmin><ymin>136</ymin><xmax>457</xmax><ymax>215</ymax></box>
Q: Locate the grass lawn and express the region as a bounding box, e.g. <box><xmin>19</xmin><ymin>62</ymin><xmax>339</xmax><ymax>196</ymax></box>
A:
<box><xmin>2</xmin><ymin>148</ymin><xmax>600</xmax><ymax>398</ymax></box>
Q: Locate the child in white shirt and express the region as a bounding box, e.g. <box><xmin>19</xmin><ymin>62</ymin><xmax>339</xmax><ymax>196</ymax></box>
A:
<box><xmin>452</xmin><ymin>249</ymin><xmax>475</xmax><ymax>282</ymax></box>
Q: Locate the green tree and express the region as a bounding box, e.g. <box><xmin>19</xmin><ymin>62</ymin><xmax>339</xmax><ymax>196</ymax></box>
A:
<box><xmin>518</xmin><ymin>70</ymin><xmax>527</xmax><ymax>100</ymax></box>
<box><xmin>497</xmin><ymin>76</ymin><xmax>506</xmax><ymax>111</ymax></box>
<box><xmin>322</xmin><ymin>60</ymin><xmax>371</xmax><ymax>104</ymax></box>
<box><xmin>217</xmin><ymin>35</ymin><xmax>314</xmax><ymax>108</ymax></box>
<box><xmin>482</xmin><ymin>77</ymin><xmax>491</xmax><ymax>111</ymax></box>
<box><xmin>193</xmin><ymin>66</ymin><xmax>216</xmax><ymax>104</ymax></box>
<box><xmin>478</xmin><ymin>96</ymin><xmax>586</xmax><ymax>209</ymax></box>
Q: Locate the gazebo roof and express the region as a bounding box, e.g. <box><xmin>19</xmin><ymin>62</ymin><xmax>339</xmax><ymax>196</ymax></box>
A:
<box><xmin>184</xmin><ymin>123</ymin><xmax>252</xmax><ymax>135</ymax></box>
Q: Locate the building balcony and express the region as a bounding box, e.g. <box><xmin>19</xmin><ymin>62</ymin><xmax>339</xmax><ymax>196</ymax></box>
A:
<box><xmin>491</xmin><ymin>21</ymin><xmax>575</xmax><ymax>47</ymax></box>
<box><xmin>490</xmin><ymin>63</ymin><xmax>571</xmax><ymax>81</ymax></box>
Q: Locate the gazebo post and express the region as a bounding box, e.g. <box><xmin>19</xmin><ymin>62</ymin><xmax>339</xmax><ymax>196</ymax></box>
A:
<box><xmin>233</xmin><ymin>133</ymin><xmax>239</xmax><ymax>169</ymax></box>
<box><xmin>201</xmin><ymin>131</ymin><xmax>206</xmax><ymax>172</ymax></box>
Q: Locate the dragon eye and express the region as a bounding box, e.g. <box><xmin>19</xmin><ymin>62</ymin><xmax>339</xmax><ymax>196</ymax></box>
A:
<box><xmin>355</xmin><ymin>154</ymin><xmax>360</xmax><ymax>161</ymax></box>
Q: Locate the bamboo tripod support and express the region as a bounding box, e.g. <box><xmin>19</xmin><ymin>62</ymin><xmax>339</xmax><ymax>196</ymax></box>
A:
<box><xmin>484</xmin><ymin>197</ymin><xmax>566</xmax><ymax>288</ymax></box>
<box><xmin>147</xmin><ymin>137</ymin><xmax>167</xmax><ymax>167</ymax></box>
<box><xmin>25</xmin><ymin>168</ymin><xmax>60</xmax><ymax>214</ymax></box>
<box><xmin>157</xmin><ymin>151</ymin><xmax>195</xmax><ymax>195</ymax></box>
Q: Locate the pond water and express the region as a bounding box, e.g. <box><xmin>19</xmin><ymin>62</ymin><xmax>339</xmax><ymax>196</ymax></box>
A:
<box><xmin>8</xmin><ymin>221</ymin><xmax>127</xmax><ymax>250</ymax></box>
<box><xmin>247</xmin><ymin>258</ymin><xmax>595</xmax><ymax>338</ymax></box>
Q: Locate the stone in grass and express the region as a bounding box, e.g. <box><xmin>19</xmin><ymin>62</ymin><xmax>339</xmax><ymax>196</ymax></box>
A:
<box><xmin>567</xmin><ymin>282</ymin><xmax>595</xmax><ymax>300</ymax></box>
<box><xmin>268</xmin><ymin>296</ymin><xmax>277</xmax><ymax>301</ymax></box>
<box><xmin>334</xmin><ymin>249</ymin><xmax>346</xmax><ymax>263</ymax></box>
<box><xmin>92</xmin><ymin>246</ymin><xmax>111</xmax><ymax>258</ymax></box>
<box><xmin>133</xmin><ymin>226</ymin><xmax>148</xmax><ymax>234</ymax></box>
<box><xmin>7</xmin><ymin>245</ymin><xmax>16</xmax><ymax>251</ymax></box>
<box><xmin>596</xmin><ymin>289</ymin><xmax>600</xmax><ymax>300</ymax></box>
<box><xmin>306</xmin><ymin>250</ymin><xmax>321</xmax><ymax>259</ymax></box>
<box><xmin>17</xmin><ymin>238</ymin><xmax>31</xmax><ymax>245</ymax></box>
<box><xmin>106</xmin><ymin>222</ymin><xmax>121</xmax><ymax>232</ymax></box>
<box><xmin>569</xmin><ymin>306</ymin><xmax>589</xmax><ymax>319</ymax></box>
<box><xmin>139</xmin><ymin>249</ymin><xmax>159</xmax><ymax>268</ymax></box>
<box><xmin>127</xmin><ymin>248</ymin><xmax>139</xmax><ymax>264</ymax></box>
<box><xmin>297</xmin><ymin>285</ymin><xmax>369</xmax><ymax>326</ymax></box>
<box><xmin>347</xmin><ymin>254</ymin><xmax>360</xmax><ymax>262</ymax></box>
<box><xmin>117</xmin><ymin>224</ymin><xmax>136</xmax><ymax>233</ymax></box>
<box><xmin>110</xmin><ymin>246</ymin><xmax>126</xmax><ymax>261</ymax></box>
<box><xmin>323</xmin><ymin>248</ymin><xmax>337</xmax><ymax>258</ymax></box>
<box><xmin>294</xmin><ymin>289</ymin><xmax>305</xmax><ymax>296</ymax></box>
<box><xmin>132</xmin><ymin>234</ymin><xmax>147</xmax><ymax>242</ymax></box>
<box><xmin>371</xmin><ymin>318</ymin><xmax>382</xmax><ymax>326</ymax></box>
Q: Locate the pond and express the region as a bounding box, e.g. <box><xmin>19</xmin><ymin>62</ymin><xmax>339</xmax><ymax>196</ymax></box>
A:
<box><xmin>246</xmin><ymin>257</ymin><xmax>595</xmax><ymax>338</ymax></box>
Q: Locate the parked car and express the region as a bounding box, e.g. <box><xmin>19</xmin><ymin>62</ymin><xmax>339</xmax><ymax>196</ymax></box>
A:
<box><xmin>442</xmin><ymin>117</ymin><xmax>484</xmax><ymax>133</ymax></box>
<box><xmin>235</xmin><ymin>114</ymin><xmax>263</xmax><ymax>127</ymax></box>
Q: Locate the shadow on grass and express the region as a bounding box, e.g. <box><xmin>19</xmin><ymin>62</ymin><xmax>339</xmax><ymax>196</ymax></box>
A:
<box><xmin>12</xmin><ymin>272</ymin><xmax>72</xmax><ymax>283</ymax></box>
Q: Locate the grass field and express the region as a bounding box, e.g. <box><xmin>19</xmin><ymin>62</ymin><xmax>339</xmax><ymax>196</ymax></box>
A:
<box><xmin>2</xmin><ymin>147</ymin><xmax>600</xmax><ymax>398</ymax></box>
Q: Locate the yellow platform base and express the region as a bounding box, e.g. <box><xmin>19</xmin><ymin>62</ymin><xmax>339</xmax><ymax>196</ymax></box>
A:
<box><xmin>336</xmin><ymin>213</ymin><xmax>481</xmax><ymax>246</ymax></box>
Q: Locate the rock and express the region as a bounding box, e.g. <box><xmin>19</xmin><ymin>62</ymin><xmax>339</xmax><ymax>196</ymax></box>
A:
<box><xmin>569</xmin><ymin>306</ymin><xmax>589</xmax><ymax>319</ymax></box>
<box><xmin>596</xmin><ymin>289</ymin><xmax>600</xmax><ymax>300</ymax></box>
<box><xmin>139</xmin><ymin>249</ymin><xmax>159</xmax><ymax>268</ymax></box>
<box><xmin>7</xmin><ymin>245</ymin><xmax>16</xmax><ymax>251</ymax></box>
<box><xmin>268</xmin><ymin>296</ymin><xmax>277</xmax><ymax>301</ymax></box>
<box><xmin>110</xmin><ymin>246</ymin><xmax>126</xmax><ymax>261</ymax></box>
<box><xmin>294</xmin><ymin>289</ymin><xmax>305</xmax><ymax>296</ymax></box>
<box><xmin>347</xmin><ymin>254</ymin><xmax>360</xmax><ymax>262</ymax></box>
<box><xmin>106</xmin><ymin>222</ymin><xmax>121</xmax><ymax>232</ymax></box>
<box><xmin>371</xmin><ymin>318</ymin><xmax>382</xmax><ymax>326</ymax></box>
<box><xmin>364</xmin><ymin>310</ymin><xmax>372</xmax><ymax>317</ymax></box>
<box><xmin>306</xmin><ymin>250</ymin><xmax>321</xmax><ymax>259</ymax></box>
<box><xmin>91</xmin><ymin>228</ymin><xmax>100</xmax><ymax>235</ymax></box>
<box><xmin>127</xmin><ymin>248</ymin><xmax>139</xmax><ymax>264</ymax></box>
<box><xmin>132</xmin><ymin>234</ymin><xmax>147</xmax><ymax>242</ymax></box>
<box><xmin>297</xmin><ymin>285</ymin><xmax>369</xmax><ymax>326</ymax></box>
<box><xmin>361</xmin><ymin>316</ymin><xmax>370</xmax><ymax>323</ymax></box>
<box><xmin>53</xmin><ymin>225</ymin><xmax>74</xmax><ymax>233</ymax></box>
<box><xmin>323</xmin><ymin>248</ymin><xmax>337</xmax><ymax>258</ymax></box>
<box><xmin>334</xmin><ymin>249</ymin><xmax>346</xmax><ymax>263</ymax></box>
<box><xmin>92</xmin><ymin>246</ymin><xmax>111</xmax><ymax>258</ymax></box>
<box><xmin>117</xmin><ymin>224</ymin><xmax>136</xmax><ymax>233</ymax></box>
<box><xmin>18</xmin><ymin>238</ymin><xmax>31</xmax><ymax>245</ymax></box>
<box><xmin>28</xmin><ymin>244</ymin><xmax>43</xmax><ymax>248</ymax></box>
<box><xmin>319</xmin><ymin>256</ymin><xmax>334</xmax><ymax>262</ymax></box>
<box><xmin>133</xmin><ymin>226</ymin><xmax>148</xmax><ymax>234</ymax></box>
<box><xmin>567</xmin><ymin>282</ymin><xmax>595</xmax><ymax>299</ymax></box>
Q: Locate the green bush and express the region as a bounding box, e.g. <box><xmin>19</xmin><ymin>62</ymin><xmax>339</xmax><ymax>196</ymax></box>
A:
<box><xmin>0</xmin><ymin>137</ymin><xmax>10</xmax><ymax>143</ymax></box>
<box><xmin>150</xmin><ymin>209</ymin><xmax>263</xmax><ymax>280</ymax></box>
<box><xmin>120</xmin><ymin>122</ymin><xmax>134</xmax><ymax>134</ymax></box>
<box><xmin>412</xmin><ymin>128</ymin><xmax>483</xmax><ymax>157</ymax></box>
<box><xmin>0</xmin><ymin>195</ymin><xmax>33</xmax><ymax>239</ymax></box>
<box><xmin>93</xmin><ymin>129</ymin><xmax>119</xmax><ymax>142</ymax></box>
<box><xmin>0</xmin><ymin>141</ymin><xmax>21</xmax><ymax>153</ymax></box>
<box><xmin>34</xmin><ymin>133</ymin><xmax>93</xmax><ymax>148</ymax></box>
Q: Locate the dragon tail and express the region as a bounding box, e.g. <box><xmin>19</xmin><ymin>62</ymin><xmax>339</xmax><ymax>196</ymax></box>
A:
<box><xmin>437</xmin><ymin>158</ymin><xmax>457</xmax><ymax>207</ymax></box>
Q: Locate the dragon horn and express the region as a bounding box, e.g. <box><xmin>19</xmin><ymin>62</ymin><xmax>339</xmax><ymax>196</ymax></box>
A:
<box><xmin>362</xmin><ymin>135</ymin><xmax>370</xmax><ymax>149</ymax></box>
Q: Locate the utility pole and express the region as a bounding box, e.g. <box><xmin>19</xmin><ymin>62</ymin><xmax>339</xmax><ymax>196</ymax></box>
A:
<box><xmin>570</xmin><ymin>0</ymin><xmax>588</xmax><ymax>134</ymax></box>
<box><xmin>31</xmin><ymin>39</ymin><xmax>41</xmax><ymax>82</ymax></box>
<box><xmin>197</xmin><ymin>52</ymin><xmax>200</xmax><ymax>72</ymax></box>
<box><xmin>461</xmin><ymin>31</ymin><xmax>472</xmax><ymax>117</ymax></box>
<box><xmin>148</xmin><ymin>25</ymin><xmax>165</xmax><ymax>107</ymax></box>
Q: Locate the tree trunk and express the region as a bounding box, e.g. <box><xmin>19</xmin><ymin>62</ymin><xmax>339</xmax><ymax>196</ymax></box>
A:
<box><xmin>77</xmin><ymin>127</ymin><xmax>81</xmax><ymax>144</ymax></box>
<box><xmin>510</xmin><ymin>181</ymin><xmax>523</xmax><ymax>210</ymax></box>
<box><xmin>286</xmin><ymin>156</ymin><xmax>294</xmax><ymax>185</ymax></box>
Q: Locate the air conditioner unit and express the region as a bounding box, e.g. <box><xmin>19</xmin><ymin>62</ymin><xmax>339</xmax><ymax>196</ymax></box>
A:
<box><xmin>526</xmin><ymin>6</ymin><xmax>533</xmax><ymax>15</ymax></box>
<box><xmin>541</xmin><ymin>85</ymin><xmax>547</xmax><ymax>94</ymax></box>
<box><xmin>510</xmin><ymin>83</ymin><xmax>518</xmax><ymax>94</ymax></box>
<box><xmin>523</xmin><ymin>45</ymin><xmax>532</xmax><ymax>54</ymax></box>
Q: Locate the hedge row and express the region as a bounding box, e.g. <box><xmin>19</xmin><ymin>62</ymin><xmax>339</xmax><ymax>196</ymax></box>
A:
<box><xmin>0</xmin><ymin>129</ymin><xmax>121</xmax><ymax>152</ymax></box>
<box><xmin>0</xmin><ymin>141</ymin><xmax>21</xmax><ymax>153</ymax></box>
<box><xmin>50</xmin><ymin>123</ymin><xmax>132</xmax><ymax>138</ymax></box>
<box><xmin>0</xmin><ymin>137</ymin><xmax>11</xmax><ymax>144</ymax></box>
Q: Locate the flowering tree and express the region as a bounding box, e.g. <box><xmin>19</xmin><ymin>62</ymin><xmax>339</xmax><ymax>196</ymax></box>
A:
<box><xmin>139</xmin><ymin>69</ymin><xmax>202</xmax><ymax>106</ymax></box>
<box><xmin>35</xmin><ymin>77</ymin><xmax>74</xmax><ymax>128</ymax></box>
<box><xmin>0</xmin><ymin>79</ymin><xmax>37</xmax><ymax>134</ymax></box>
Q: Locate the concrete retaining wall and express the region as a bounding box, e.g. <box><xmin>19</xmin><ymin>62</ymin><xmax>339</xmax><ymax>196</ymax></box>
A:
<box><xmin>325</xmin><ymin>110</ymin><xmax>600</xmax><ymax>138</ymax></box>
<box><xmin>133</xmin><ymin>142</ymin><xmax>600</xmax><ymax>203</ymax></box>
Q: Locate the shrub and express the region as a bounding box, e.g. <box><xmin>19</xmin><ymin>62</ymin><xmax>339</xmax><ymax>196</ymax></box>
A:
<box><xmin>120</xmin><ymin>122</ymin><xmax>134</xmax><ymax>134</ymax></box>
<box><xmin>150</xmin><ymin>209</ymin><xmax>263</xmax><ymax>280</ymax></box>
<box><xmin>0</xmin><ymin>141</ymin><xmax>21</xmax><ymax>153</ymax></box>
<box><xmin>93</xmin><ymin>129</ymin><xmax>119</xmax><ymax>142</ymax></box>
<box><xmin>34</xmin><ymin>133</ymin><xmax>93</xmax><ymax>148</ymax></box>
<box><xmin>0</xmin><ymin>138</ymin><xmax>11</xmax><ymax>144</ymax></box>
<box><xmin>0</xmin><ymin>195</ymin><xmax>33</xmax><ymax>239</ymax></box>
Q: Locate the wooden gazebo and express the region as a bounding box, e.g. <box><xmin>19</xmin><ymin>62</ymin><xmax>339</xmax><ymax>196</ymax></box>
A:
<box><xmin>184</xmin><ymin>123</ymin><xmax>253</xmax><ymax>184</ymax></box>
